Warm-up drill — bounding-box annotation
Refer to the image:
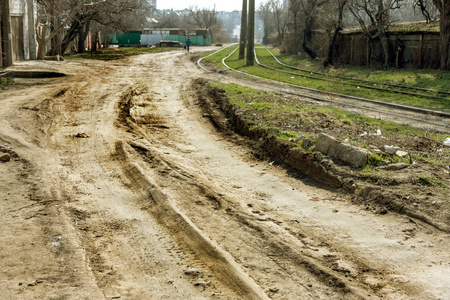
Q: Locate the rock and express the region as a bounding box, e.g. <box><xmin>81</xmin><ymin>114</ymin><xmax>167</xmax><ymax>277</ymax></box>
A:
<box><xmin>385</xmin><ymin>163</ymin><xmax>409</xmax><ymax>171</ymax></box>
<box><xmin>381</xmin><ymin>145</ymin><xmax>398</xmax><ymax>155</ymax></box>
<box><xmin>395</xmin><ymin>150</ymin><xmax>408</xmax><ymax>157</ymax></box>
<box><xmin>376</xmin><ymin>207</ymin><xmax>388</xmax><ymax>215</ymax></box>
<box><xmin>185</xmin><ymin>268</ymin><xmax>200</xmax><ymax>276</ymax></box>
<box><xmin>0</xmin><ymin>153</ymin><xmax>11</xmax><ymax>162</ymax></box>
<box><xmin>315</xmin><ymin>133</ymin><xmax>369</xmax><ymax>168</ymax></box>
<box><xmin>315</xmin><ymin>133</ymin><xmax>339</xmax><ymax>154</ymax></box>
<box><xmin>301</xmin><ymin>138</ymin><xmax>313</xmax><ymax>149</ymax></box>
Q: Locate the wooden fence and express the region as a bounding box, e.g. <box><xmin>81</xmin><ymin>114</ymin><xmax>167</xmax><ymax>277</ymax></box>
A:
<box><xmin>326</xmin><ymin>31</ymin><xmax>441</xmax><ymax>69</ymax></box>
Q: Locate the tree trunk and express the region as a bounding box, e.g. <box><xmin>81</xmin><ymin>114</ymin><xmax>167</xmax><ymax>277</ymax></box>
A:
<box><xmin>1</xmin><ymin>0</ymin><xmax>13</xmax><ymax>67</ymax></box>
<box><xmin>78</xmin><ymin>20</ymin><xmax>90</xmax><ymax>54</ymax></box>
<box><xmin>323</xmin><ymin>25</ymin><xmax>341</xmax><ymax>67</ymax></box>
<box><xmin>60</xmin><ymin>18</ymin><xmax>82</xmax><ymax>55</ymax></box>
<box><xmin>239</xmin><ymin>0</ymin><xmax>248</xmax><ymax>60</ymax></box>
<box><xmin>439</xmin><ymin>1</ymin><xmax>450</xmax><ymax>70</ymax></box>
<box><xmin>379</xmin><ymin>32</ymin><xmax>392</xmax><ymax>67</ymax></box>
<box><xmin>36</xmin><ymin>24</ymin><xmax>47</xmax><ymax>60</ymax></box>
<box><xmin>302</xmin><ymin>21</ymin><xmax>317</xmax><ymax>59</ymax></box>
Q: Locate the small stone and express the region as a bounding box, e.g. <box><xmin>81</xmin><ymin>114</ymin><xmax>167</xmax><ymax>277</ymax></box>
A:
<box><xmin>385</xmin><ymin>163</ymin><xmax>409</xmax><ymax>171</ymax></box>
<box><xmin>0</xmin><ymin>153</ymin><xmax>11</xmax><ymax>162</ymax></box>
<box><xmin>380</xmin><ymin>145</ymin><xmax>398</xmax><ymax>155</ymax></box>
<box><xmin>376</xmin><ymin>207</ymin><xmax>388</xmax><ymax>215</ymax></box>
<box><xmin>395</xmin><ymin>150</ymin><xmax>408</xmax><ymax>157</ymax></box>
<box><xmin>28</xmin><ymin>281</ymin><xmax>37</xmax><ymax>286</ymax></box>
<box><xmin>185</xmin><ymin>269</ymin><xmax>200</xmax><ymax>276</ymax></box>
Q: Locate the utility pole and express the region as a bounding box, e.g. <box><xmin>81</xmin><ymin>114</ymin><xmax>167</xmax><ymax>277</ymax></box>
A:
<box><xmin>239</xmin><ymin>0</ymin><xmax>247</xmax><ymax>60</ymax></box>
<box><xmin>1</xmin><ymin>0</ymin><xmax>13</xmax><ymax>67</ymax></box>
<box><xmin>246</xmin><ymin>0</ymin><xmax>255</xmax><ymax>66</ymax></box>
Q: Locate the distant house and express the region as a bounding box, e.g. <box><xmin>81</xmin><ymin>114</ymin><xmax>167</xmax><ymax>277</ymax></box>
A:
<box><xmin>141</xmin><ymin>28</ymin><xmax>211</xmax><ymax>46</ymax></box>
<box><xmin>109</xmin><ymin>28</ymin><xmax>211</xmax><ymax>47</ymax></box>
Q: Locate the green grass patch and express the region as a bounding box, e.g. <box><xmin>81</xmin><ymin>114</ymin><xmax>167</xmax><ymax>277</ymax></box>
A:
<box><xmin>0</xmin><ymin>77</ymin><xmax>14</xmax><ymax>88</ymax></box>
<box><xmin>208</xmin><ymin>81</ymin><xmax>449</xmax><ymax>168</ymax></box>
<box><xmin>205</xmin><ymin>45</ymin><xmax>449</xmax><ymax>112</ymax></box>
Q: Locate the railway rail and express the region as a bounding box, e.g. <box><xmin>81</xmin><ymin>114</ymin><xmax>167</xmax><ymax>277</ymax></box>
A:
<box><xmin>260</xmin><ymin>45</ymin><xmax>450</xmax><ymax>97</ymax></box>
<box><xmin>197</xmin><ymin>45</ymin><xmax>450</xmax><ymax>133</ymax></box>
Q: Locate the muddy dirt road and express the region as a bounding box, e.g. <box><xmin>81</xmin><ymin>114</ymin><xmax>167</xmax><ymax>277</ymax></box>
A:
<box><xmin>1</xmin><ymin>50</ymin><xmax>449</xmax><ymax>300</ymax></box>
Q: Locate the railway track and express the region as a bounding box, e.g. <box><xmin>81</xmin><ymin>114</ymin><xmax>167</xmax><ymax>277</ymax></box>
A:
<box><xmin>197</xmin><ymin>45</ymin><xmax>450</xmax><ymax>133</ymax></box>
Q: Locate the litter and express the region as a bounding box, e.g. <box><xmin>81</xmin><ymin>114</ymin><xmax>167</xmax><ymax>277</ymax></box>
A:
<box><xmin>444</xmin><ymin>137</ymin><xmax>450</xmax><ymax>147</ymax></box>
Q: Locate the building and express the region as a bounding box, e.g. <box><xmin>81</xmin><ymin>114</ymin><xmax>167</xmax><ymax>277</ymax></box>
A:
<box><xmin>1</xmin><ymin>0</ymin><xmax>37</xmax><ymax>67</ymax></box>
<box><xmin>141</xmin><ymin>28</ymin><xmax>211</xmax><ymax>46</ymax></box>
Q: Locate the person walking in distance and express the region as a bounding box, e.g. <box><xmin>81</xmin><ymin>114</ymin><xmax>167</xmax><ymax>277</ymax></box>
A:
<box><xmin>186</xmin><ymin>37</ymin><xmax>192</xmax><ymax>53</ymax></box>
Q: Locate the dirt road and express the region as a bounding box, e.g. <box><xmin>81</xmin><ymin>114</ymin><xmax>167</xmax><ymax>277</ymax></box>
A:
<box><xmin>1</xmin><ymin>50</ymin><xmax>449</xmax><ymax>299</ymax></box>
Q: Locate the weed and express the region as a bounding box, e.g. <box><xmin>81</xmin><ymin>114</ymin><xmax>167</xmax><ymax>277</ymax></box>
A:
<box><xmin>1</xmin><ymin>77</ymin><xmax>14</xmax><ymax>88</ymax></box>
<box><xmin>367</xmin><ymin>152</ymin><xmax>385</xmax><ymax>167</ymax></box>
<box><xmin>415</xmin><ymin>175</ymin><xmax>446</xmax><ymax>188</ymax></box>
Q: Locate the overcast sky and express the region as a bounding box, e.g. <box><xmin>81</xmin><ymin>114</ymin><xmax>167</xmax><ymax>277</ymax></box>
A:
<box><xmin>157</xmin><ymin>0</ymin><xmax>263</xmax><ymax>12</ymax></box>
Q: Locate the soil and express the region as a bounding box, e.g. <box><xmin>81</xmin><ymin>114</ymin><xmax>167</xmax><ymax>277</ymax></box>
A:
<box><xmin>1</xmin><ymin>49</ymin><xmax>449</xmax><ymax>300</ymax></box>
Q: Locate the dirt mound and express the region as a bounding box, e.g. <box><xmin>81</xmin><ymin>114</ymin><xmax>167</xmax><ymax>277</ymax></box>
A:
<box><xmin>194</xmin><ymin>78</ymin><xmax>450</xmax><ymax>232</ymax></box>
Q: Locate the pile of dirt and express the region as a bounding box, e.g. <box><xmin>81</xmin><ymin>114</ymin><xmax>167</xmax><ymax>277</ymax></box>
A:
<box><xmin>194</xmin><ymin>79</ymin><xmax>450</xmax><ymax>232</ymax></box>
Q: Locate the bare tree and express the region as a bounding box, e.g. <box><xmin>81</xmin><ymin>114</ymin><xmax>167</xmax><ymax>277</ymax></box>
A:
<box><xmin>414</xmin><ymin>0</ymin><xmax>434</xmax><ymax>22</ymax></box>
<box><xmin>154</xmin><ymin>10</ymin><xmax>184</xmax><ymax>28</ymax></box>
<box><xmin>323</xmin><ymin>0</ymin><xmax>348</xmax><ymax>66</ymax></box>
<box><xmin>349</xmin><ymin>0</ymin><xmax>404</xmax><ymax>67</ymax></box>
<box><xmin>269</xmin><ymin>0</ymin><xmax>289</xmax><ymax>45</ymax></box>
<box><xmin>258</xmin><ymin>1</ymin><xmax>275</xmax><ymax>44</ymax></box>
<box><xmin>36</xmin><ymin>0</ymin><xmax>151</xmax><ymax>57</ymax></box>
<box><xmin>301</xmin><ymin>0</ymin><xmax>329</xmax><ymax>59</ymax></box>
<box><xmin>187</xmin><ymin>6</ymin><xmax>219</xmax><ymax>45</ymax></box>
<box><xmin>432</xmin><ymin>0</ymin><xmax>450</xmax><ymax>70</ymax></box>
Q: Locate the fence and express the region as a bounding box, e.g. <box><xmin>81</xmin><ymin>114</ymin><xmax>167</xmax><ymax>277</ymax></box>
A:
<box><xmin>328</xmin><ymin>31</ymin><xmax>441</xmax><ymax>69</ymax></box>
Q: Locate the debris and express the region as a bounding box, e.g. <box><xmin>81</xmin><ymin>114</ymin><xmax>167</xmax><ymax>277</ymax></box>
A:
<box><xmin>376</xmin><ymin>129</ymin><xmax>382</xmax><ymax>135</ymax></box>
<box><xmin>74</xmin><ymin>132</ymin><xmax>89</xmax><ymax>138</ymax></box>
<box><xmin>28</xmin><ymin>281</ymin><xmax>37</xmax><ymax>286</ymax></box>
<box><xmin>0</xmin><ymin>153</ymin><xmax>11</xmax><ymax>162</ymax></box>
<box><xmin>444</xmin><ymin>137</ymin><xmax>450</xmax><ymax>148</ymax></box>
<box><xmin>51</xmin><ymin>241</ymin><xmax>61</xmax><ymax>247</ymax></box>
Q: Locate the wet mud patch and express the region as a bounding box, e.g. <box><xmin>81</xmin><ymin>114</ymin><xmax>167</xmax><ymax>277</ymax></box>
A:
<box><xmin>117</xmin><ymin>86</ymin><xmax>168</xmax><ymax>130</ymax></box>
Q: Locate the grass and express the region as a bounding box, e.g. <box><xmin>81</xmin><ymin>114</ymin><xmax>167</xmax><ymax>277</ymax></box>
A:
<box><xmin>203</xmin><ymin>45</ymin><xmax>450</xmax><ymax>112</ymax></box>
<box><xmin>66</xmin><ymin>46</ymin><xmax>180</xmax><ymax>61</ymax></box>
<box><xmin>0</xmin><ymin>77</ymin><xmax>14</xmax><ymax>88</ymax></box>
<box><xmin>208</xmin><ymin>82</ymin><xmax>450</xmax><ymax>169</ymax></box>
